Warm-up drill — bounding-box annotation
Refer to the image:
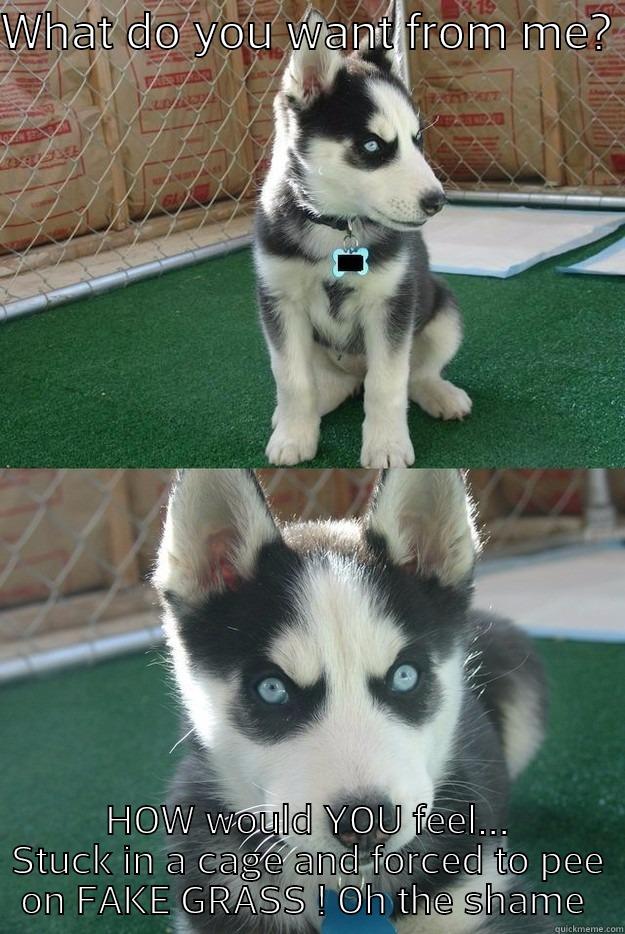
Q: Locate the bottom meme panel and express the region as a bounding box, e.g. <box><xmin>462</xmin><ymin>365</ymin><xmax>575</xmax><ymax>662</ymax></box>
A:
<box><xmin>1</xmin><ymin>469</ymin><xmax>624</xmax><ymax>933</ymax></box>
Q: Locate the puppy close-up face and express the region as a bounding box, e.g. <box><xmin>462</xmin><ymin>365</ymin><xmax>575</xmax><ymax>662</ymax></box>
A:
<box><xmin>155</xmin><ymin>469</ymin><xmax>478</xmax><ymax>861</ymax></box>
<box><xmin>277</xmin><ymin>12</ymin><xmax>446</xmax><ymax>229</ymax></box>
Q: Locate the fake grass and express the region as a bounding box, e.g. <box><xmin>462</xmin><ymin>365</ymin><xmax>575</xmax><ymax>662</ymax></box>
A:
<box><xmin>0</xmin><ymin>639</ymin><xmax>624</xmax><ymax>931</ymax></box>
<box><xmin>3</xmin><ymin>227</ymin><xmax>625</xmax><ymax>467</ymax></box>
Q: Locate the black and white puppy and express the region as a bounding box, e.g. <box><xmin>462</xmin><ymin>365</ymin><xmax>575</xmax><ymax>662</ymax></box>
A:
<box><xmin>155</xmin><ymin>469</ymin><xmax>548</xmax><ymax>933</ymax></box>
<box><xmin>254</xmin><ymin>11</ymin><xmax>472</xmax><ymax>468</ymax></box>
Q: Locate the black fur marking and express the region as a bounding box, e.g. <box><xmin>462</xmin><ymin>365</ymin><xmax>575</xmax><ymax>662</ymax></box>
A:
<box><xmin>386</xmin><ymin>271</ymin><xmax>417</xmax><ymax>349</ymax></box>
<box><xmin>254</xmin><ymin>206</ymin><xmax>307</xmax><ymax>261</ymax></box>
<box><xmin>169</xmin><ymin>555</ymin><xmax>334</xmax><ymax>735</ymax></box>
<box><xmin>368</xmin><ymin>650</ymin><xmax>442</xmax><ymax>727</ymax></box>
<box><xmin>431</xmin><ymin>274</ymin><xmax>457</xmax><ymax>315</ymax></box>
<box><xmin>292</xmin><ymin>63</ymin><xmax>415</xmax><ymax>134</ymax></box>
<box><xmin>257</xmin><ymin>282</ymin><xmax>284</xmax><ymax>349</ymax></box>
<box><xmin>322</xmin><ymin>279</ymin><xmax>353</xmax><ymax>320</ymax></box>
<box><xmin>358</xmin><ymin>45</ymin><xmax>396</xmax><ymax>75</ymax></box>
<box><xmin>170</xmin><ymin>541</ymin><xmax>305</xmax><ymax>678</ymax></box>
<box><xmin>297</xmin><ymin>69</ymin><xmax>376</xmax><ymax>148</ymax></box>
<box><xmin>365</xmin><ymin>528</ymin><xmax>472</xmax><ymax>646</ymax></box>
<box><xmin>363</xmin><ymin>227</ymin><xmax>403</xmax><ymax>266</ymax></box>
<box><xmin>384</xmin><ymin>244</ymin><xmax>454</xmax><ymax>347</ymax></box>
<box><xmin>234</xmin><ymin>667</ymin><xmax>327</xmax><ymax>742</ymax></box>
<box><xmin>295</xmin><ymin>69</ymin><xmax>410</xmax><ymax>179</ymax></box>
<box><xmin>313</xmin><ymin>323</ymin><xmax>365</xmax><ymax>356</ymax></box>
<box><xmin>346</xmin><ymin>134</ymin><xmax>399</xmax><ymax>171</ymax></box>
<box><xmin>302</xmin><ymin>207</ymin><xmax>352</xmax><ymax>232</ymax></box>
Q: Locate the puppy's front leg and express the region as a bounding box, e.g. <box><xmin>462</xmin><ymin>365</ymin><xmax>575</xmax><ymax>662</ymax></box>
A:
<box><xmin>361</xmin><ymin>316</ymin><xmax>415</xmax><ymax>468</ymax></box>
<box><xmin>264</xmin><ymin>300</ymin><xmax>320</xmax><ymax>465</ymax></box>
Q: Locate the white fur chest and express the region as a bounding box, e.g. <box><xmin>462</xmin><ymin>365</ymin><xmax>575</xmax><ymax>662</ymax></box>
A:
<box><xmin>258</xmin><ymin>226</ymin><xmax>410</xmax><ymax>351</ymax></box>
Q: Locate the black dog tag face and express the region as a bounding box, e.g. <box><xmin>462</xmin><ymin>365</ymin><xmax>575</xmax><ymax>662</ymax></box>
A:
<box><xmin>332</xmin><ymin>247</ymin><xmax>369</xmax><ymax>278</ymax></box>
<box><xmin>337</xmin><ymin>252</ymin><xmax>364</xmax><ymax>273</ymax></box>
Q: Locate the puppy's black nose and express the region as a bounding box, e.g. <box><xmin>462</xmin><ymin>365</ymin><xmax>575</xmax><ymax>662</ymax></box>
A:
<box><xmin>420</xmin><ymin>190</ymin><xmax>447</xmax><ymax>216</ymax></box>
<box><xmin>330</xmin><ymin>797</ymin><xmax>395</xmax><ymax>853</ymax></box>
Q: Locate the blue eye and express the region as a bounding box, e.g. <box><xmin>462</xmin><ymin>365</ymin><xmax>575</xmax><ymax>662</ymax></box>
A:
<box><xmin>362</xmin><ymin>138</ymin><xmax>380</xmax><ymax>153</ymax></box>
<box><xmin>390</xmin><ymin>663</ymin><xmax>419</xmax><ymax>693</ymax></box>
<box><xmin>413</xmin><ymin>130</ymin><xmax>424</xmax><ymax>148</ymax></box>
<box><xmin>256</xmin><ymin>676</ymin><xmax>289</xmax><ymax>705</ymax></box>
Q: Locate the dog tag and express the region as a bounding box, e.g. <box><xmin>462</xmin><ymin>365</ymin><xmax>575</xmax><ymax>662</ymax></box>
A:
<box><xmin>321</xmin><ymin>890</ymin><xmax>395</xmax><ymax>932</ymax></box>
<box><xmin>332</xmin><ymin>247</ymin><xmax>369</xmax><ymax>278</ymax></box>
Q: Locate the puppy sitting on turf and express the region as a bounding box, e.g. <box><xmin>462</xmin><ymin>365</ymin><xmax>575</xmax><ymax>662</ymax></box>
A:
<box><xmin>255</xmin><ymin>9</ymin><xmax>472</xmax><ymax>467</ymax></box>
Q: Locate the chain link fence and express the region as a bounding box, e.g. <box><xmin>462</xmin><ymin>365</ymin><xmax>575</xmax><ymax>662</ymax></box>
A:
<box><xmin>1</xmin><ymin>468</ymin><xmax>623</xmax><ymax>682</ymax></box>
<box><xmin>1</xmin><ymin>1</ymin><xmax>623</xmax><ymax>316</ymax></box>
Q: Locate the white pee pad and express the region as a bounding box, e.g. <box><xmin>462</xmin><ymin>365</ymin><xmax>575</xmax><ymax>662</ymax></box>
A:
<box><xmin>422</xmin><ymin>204</ymin><xmax>625</xmax><ymax>278</ymax></box>
<box><xmin>558</xmin><ymin>236</ymin><xmax>625</xmax><ymax>277</ymax></box>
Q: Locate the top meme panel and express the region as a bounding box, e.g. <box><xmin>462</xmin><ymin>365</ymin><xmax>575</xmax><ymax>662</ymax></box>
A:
<box><xmin>1</xmin><ymin>1</ymin><xmax>624</xmax><ymax>468</ymax></box>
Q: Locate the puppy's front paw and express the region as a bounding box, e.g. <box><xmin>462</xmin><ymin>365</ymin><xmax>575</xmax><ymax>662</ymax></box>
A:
<box><xmin>360</xmin><ymin>424</ymin><xmax>415</xmax><ymax>468</ymax></box>
<box><xmin>410</xmin><ymin>378</ymin><xmax>472</xmax><ymax>421</ymax></box>
<box><xmin>266</xmin><ymin>418</ymin><xmax>319</xmax><ymax>465</ymax></box>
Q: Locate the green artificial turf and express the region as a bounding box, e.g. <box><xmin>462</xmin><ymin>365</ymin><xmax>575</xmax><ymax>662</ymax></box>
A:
<box><xmin>2</xmin><ymin>226</ymin><xmax>625</xmax><ymax>467</ymax></box>
<box><xmin>1</xmin><ymin>640</ymin><xmax>624</xmax><ymax>932</ymax></box>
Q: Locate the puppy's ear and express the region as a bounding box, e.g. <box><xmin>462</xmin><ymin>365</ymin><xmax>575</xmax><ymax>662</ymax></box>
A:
<box><xmin>283</xmin><ymin>8</ymin><xmax>341</xmax><ymax>105</ymax></box>
<box><xmin>154</xmin><ymin>470</ymin><xmax>279</xmax><ymax>604</ymax></box>
<box><xmin>366</xmin><ymin>469</ymin><xmax>480</xmax><ymax>587</ymax></box>
<box><xmin>354</xmin><ymin>1</ymin><xmax>402</xmax><ymax>77</ymax></box>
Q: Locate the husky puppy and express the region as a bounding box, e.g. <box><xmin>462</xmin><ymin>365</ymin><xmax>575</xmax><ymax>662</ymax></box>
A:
<box><xmin>255</xmin><ymin>11</ymin><xmax>472</xmax><ymax>468</ymax></box>
<box><xmin>155</xmin><ymin>469</ymin><xmax>548</xmax><ymax>933</ymax></box>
